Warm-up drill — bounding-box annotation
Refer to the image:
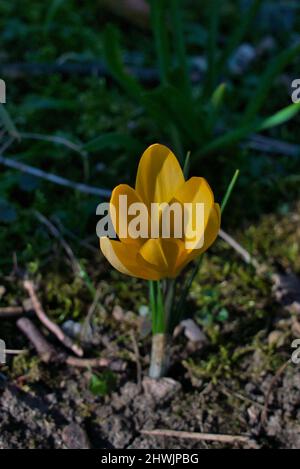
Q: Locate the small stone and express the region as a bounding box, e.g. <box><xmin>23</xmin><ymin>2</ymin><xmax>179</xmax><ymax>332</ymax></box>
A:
<box><xmin>112</xmin><ymin>305</ymin><xmax>125</xmax><ymax>321</ymax></box>
<box><xmin>138</xmin><ymin>305</ymin><xmax>149</xmax><ymax>317</ymax></box>
<box><xmin>124</xmin><ymin>311</ymin><xmax>137</xmax><ymax>323</ymax></box>
<box><xmin>228</xmin><ymin>43</ymin><xmax>256</xmax><ymax>75</ymax></box>
<box><xmin>181</xmin><ymin>319</ymin><xmax>208</xmax><ymax>344</ymax></box>
<box><xmin>62</xmin><ymin>423</ymin><xmax>91</xmax><ymax>449</ymax></box>
<box><xmin>142</xmin><ymin>377</ymin><xmax>181</xmax><ymax>402</ymax></box>
<box><xmin>62</xmin><ymin>320</ymin><xmax>80</xmax><ymax>337</ymax></box>
<box><xmin>268</xmin><ymin>330</ymin><xmax>285</xmax><ymax>347</ymax></box>
<box><xmin>289</xmin><ymin>302</ymin><xmax>300</xmax><ymax>315</ymax></box>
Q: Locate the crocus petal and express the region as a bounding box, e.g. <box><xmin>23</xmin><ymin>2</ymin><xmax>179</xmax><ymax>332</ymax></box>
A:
<box><xmin>135</xmin><ymin>144</ymin><xmax>185</xmax><ymax>208</ymax></box>
<box><xmin>173</xmin><ymin>177</ymin><xmax>214</xmax><ymax>249</ymax></box>
<box><xmin>110</xmin><ymin>184</ymin><xmax>148</xmax><ymax>245</ymax></box>
<box><xmin>100</xmin><ymin>237</ymin><xmax>161</xmax><ymax>280</ymax></box>
<box><xmin>139</xmin><ymin>238</ymin><xmax>183</xmax><ymax>277</ymax></box>
<box><xmin>174</xmin><ymin>203</ymin><xmax>221</xmax><ymax>274</ymax></box>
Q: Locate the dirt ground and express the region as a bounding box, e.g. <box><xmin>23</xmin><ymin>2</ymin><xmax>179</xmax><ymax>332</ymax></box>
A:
<box><xmin>1</xmin><ymin>204</ymin><xmax>300</xmax><ymax>449</ymax></box>
<box><xmin>0</xmin><ymin>320</ymin><xmax>300</xmax><ymax>449</ymax></box>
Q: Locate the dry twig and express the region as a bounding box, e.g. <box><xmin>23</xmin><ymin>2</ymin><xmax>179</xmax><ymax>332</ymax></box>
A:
<box><xmin>245</xmin><ymin>134</ymin><xmax>300</xmax><ymax>158</ymax></box>
<box><xmin>0</xmin><ymin>153</ymin><xmax>110</xmax><ymax>197</ymax></box>
<box><xmin>17</xmin><ymin>317</ymin><xmax>125</xmax><ymax>371</ymax></box>
<box><xmin>17</xmin><ymin>317</ymin><xmax>57</xmax><ymax>363</ymax></box>
<box><xmin>0</xmin><ymin>306</ymin><xmax>24</xmax><ymax>318</ymax></box>
<box><xmin>219</xmin><ymin>229</ymin><xmax>260</xmax><ymax>270</ymax></box>
<box><xmin>130</xmin><ymin>329</ymin><xmax>142</xmax><ymax>390</ymax></box>
<box><xmin>23</xmin><ymin>280</ymin><xmax>84</xmax><ymax>357</ymax></box>
<box><xmin>140</xmin><ymin>429</ymin><xmax>252</xmax><ymax>444</ymax></box>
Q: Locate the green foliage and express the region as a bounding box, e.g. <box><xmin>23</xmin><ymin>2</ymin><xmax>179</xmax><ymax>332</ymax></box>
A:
<box><xmin>102</xmin><ymin>0</ymin><xmax>300</xmax><ymax>173</ymax></box>
<box><xmin>149</xmin><ymin>280</ymin><xmax>166</xmax><ymax>334</ymax></box>
<box><xmin>0</xmin><ymin>0</ymin><xmax>299</xmax><ymax>337</ymax></box>
<box><xmin>89</xmin><ymin>371</ymin><xmax>117</xmax><ymax>396</ymax></box>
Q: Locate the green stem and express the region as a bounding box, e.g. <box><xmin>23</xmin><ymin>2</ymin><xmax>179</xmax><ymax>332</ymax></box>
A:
<box><xmin>149</xmin><ymin>280</ymin><xmax>157</xmax><ymax>334</ymax></box>
<box><xmin>164</xmin><ymin>278</ymin><xmax>176</xmax><ymax>333</ymax></box>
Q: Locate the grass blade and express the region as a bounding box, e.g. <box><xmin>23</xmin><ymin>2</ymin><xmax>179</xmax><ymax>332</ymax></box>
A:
<box><xmin>208</xmin><ymin>82</ymin><xmax>227</xmax><ymax>130</ymax></box>
<box><xmin>156</xmin><ymin>281</ymin><xmax>165</xmax><ymax>333</ymax></box>
<box><xmin>149</xmin><ymin>280</ymin><xmax>157</xmax><ymax>334</ymax></box>
<box><xmin>150</xmin><ymin>0</ymin><xmax>171</xmax><ymax>86</ymax></box>
<box><xmin>103</xmin><ymin>25</ymin><xmax>142</xmax><ymax>100</ymax></box>
<box><xmin>44</xmin><ymin>0</ymin><xmax>64</xmax><ymax>34</ymax></box>
<box><xmin>259</xmin><ymin>102</ymin><xmax>300</xmax><ymax>131</ymax></box>
<box><xmin>242</xmin><ymin>43</ymin><xmax>300</xmax><ymax>125</ymax></box>
<box><xmin>197</xmin><ymin>122</ymin><xmax>257</xmax><ymax>157</ymax></box>
<box><xmin>205</xmin><ymin>0</ymin><xmax>221</xmax><ymax>95</ymax></box>
<box><xmin>211</xmin><ymin>83</ymin><xmax>227</xmax><ymax>110</ymax></box>
<box><xmin>221</xmin><ymin>169</ymin><xmax>240</xmax><ymax>214</ymax></box>
<box><xmin>84</xmin><ymin>132</ymin><xmax>141</xmax><ymax>153</ymax></box>
<box><xmin>198</xmin><ymin>99</ymin><xmax>300</xmax><ymax>158</ymax></box>
<box><xmin>169</xmin><ymin>0</ymin><xmax>191</xmax><ymax>96</ymax></box>
<box><xmin>183</xmin><ymin>150</ymin><xmax>191</xmax><ymax>178</ymax></box>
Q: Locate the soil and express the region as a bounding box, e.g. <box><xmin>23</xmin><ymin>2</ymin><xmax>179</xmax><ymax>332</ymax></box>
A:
<box><xmin>1</xmin><ymin>205</ymin><xmax>300</xmax><ymax>449</ymax></box>
<box><xmin>0</xmin><ymin>329</ymin><xmax>299</xmax><ymax>449</ymax></box>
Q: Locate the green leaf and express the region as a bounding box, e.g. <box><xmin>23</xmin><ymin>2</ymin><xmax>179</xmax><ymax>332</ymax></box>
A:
<box><xmin>146</xmin><ymin>85</ymin><xmax>200</xmax><ymax>144</ymax></box>
<box><xmin>89</xmin><ymin>371</ymin><xmax>117</xmax><ymax>396</ymax></box>
<box><xmin>149</xmin><ymin>280</ymin><xmax>157</xmax><ymax>334</ymax></box>
<box><xmin>103</xmin><ymin>25</ymin><xmax>142</xmax><ymax>100</ymax></box>
<box><xmin>198</xmin><ymin>123</ymin><xmax>256</xmax><ymax>157</ymax></box>
<box><xmin>208</xmin><ymin>83</ymin><xmax>227</xmax><ymax>130</ymax></box>
<box><xmin>199</xmin><ymin>101</ymin><xmax>300</xmax><ymax>158</ymax></box>
<box><xmin>218</xmin><ymin>308</ymin><xmax>229</xmax><ymax>322</ymax></box>
<box><xmin>259</xmin><ymin>102</ymin><xmax>300</xmax><ymax>131</ymax></box>
<box><xmin>156</xmin><ymin>280</ymin><xmax>165</xmax><ymax>333</ymax></box>
<box><xmin>84</xmin><ymin>132</ymin><xmax>141</xmax><ymax>153</ymax></box>
<box><xmin>21</xmin><ymin>96</ymin><xmax>76</xmax><ymax>113</ymax></box>
<box><xmin>150</xmin><ymin>0</ymin><xmax>171</xmax><ymax>86</ymax></box>
<box><xmin>211</xmin><ymin>83</ymin><xmax>227</xmax><ymax>110</ymax></box>
<box><xmin>169</xmin><ymin>0</ymin><xmax>191</xmax><ymax>96</ymax></box>
<box><xmin>205</xmin><ymin>0</ymin><xmax>222</xmax><ymax>95</ymax></box>
<box><xmin>44</xmin><ymin>0</ymin><xmax>64</xmax><ymax>34</ymax></box>
<box><xmin>221</xmin><ymin>170</ymin><xmax>240</xmax><ymax>214</ymax></box>
<box><xmin>242</xmin><ymin>43</ymin><xmax>300</xmax><ymax>125</ymax></box>
<box><xmin>183</xmin><ymin>150</ymin><xmax>191</xmax><ymax>178</ymax></box>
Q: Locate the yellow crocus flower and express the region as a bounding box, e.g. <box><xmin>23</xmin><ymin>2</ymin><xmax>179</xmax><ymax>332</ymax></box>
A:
<box><xmin>100</xmin><ymin>143</ymin><xmax>220</xmax><ymax>280</ymax></box>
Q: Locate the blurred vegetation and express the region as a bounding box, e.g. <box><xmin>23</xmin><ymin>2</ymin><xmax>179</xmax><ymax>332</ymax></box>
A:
<box><xmin>0</xmin><ymin>0</ymin><xmax>299</xmax><ymax>300</ymax></box>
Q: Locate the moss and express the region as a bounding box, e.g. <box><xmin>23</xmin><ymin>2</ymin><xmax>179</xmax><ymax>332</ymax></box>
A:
<box><xmin>11</xmin><ymin>354</ymin><xmax>42</xmax><ymax>384</ymax></box>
